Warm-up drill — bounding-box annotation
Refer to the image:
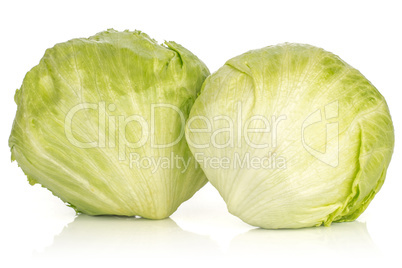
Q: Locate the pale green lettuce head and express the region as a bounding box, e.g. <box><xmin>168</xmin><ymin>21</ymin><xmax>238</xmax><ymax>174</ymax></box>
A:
<box><xmin>9</xmin><ymin>29</ymin><xmax>209</xmax><ymax>219</ymax></box>
<box><xmin>186</xmin><ymin>43</ymin><xmax>394</xmax><ymax>228</ymax></box>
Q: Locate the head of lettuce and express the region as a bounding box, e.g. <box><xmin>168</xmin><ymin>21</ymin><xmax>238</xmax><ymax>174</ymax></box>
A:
<box><xmin>9</xmin><ymin>29</ymin><xmax>209</xmax><ymax>219</ymax></box>
<box><xmin>186</xmin><ymin>43</ymin><xmax>394</xmax><ymax>228</ymax></box>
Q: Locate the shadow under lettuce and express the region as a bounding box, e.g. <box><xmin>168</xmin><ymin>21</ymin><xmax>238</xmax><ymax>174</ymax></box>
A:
<box><xmin>228</xmin><ymin>221</ymin><xmax>379</xmax><ymax>258</ymax></box>
<box><xmin>36</xmin><ymin>214</ymin><xmax>221</xmax><ymax>259</ymax></box>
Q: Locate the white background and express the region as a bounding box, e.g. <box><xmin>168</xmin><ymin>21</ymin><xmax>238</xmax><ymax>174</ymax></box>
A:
<box><xmin>0</xmin><ymin>0</ymin><xmax>401</xmax><ymax>267</ymax></box>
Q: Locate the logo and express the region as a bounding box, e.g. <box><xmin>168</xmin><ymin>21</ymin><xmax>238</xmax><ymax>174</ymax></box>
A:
<box><xmin>301</xmin><ymin>101</ymin><xmax>339</xmax><ymax>167</ymax></box>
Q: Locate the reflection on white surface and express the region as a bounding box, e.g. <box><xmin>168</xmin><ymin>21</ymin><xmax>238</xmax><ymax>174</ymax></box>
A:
<box><xmin>37</xmin><ymin>214</ymin><xmax>220</xmax><ymax>259</ymax></box>
<box><xmin>229</xmin><ymin>221</ymin><xmax>379</xmax><ymax>258</ymax></box>
<box><xmin>36</xmin><ymin>212</ymin><xmax>379</xmax><ymax>260</ymax></box>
